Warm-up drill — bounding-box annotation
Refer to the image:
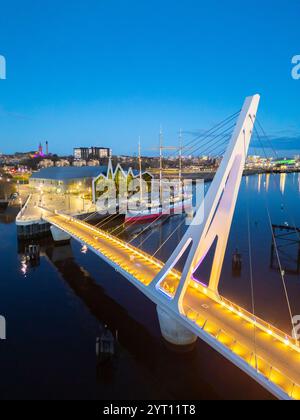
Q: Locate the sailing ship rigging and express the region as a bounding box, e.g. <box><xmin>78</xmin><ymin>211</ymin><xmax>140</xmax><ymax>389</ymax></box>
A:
<box><xmin>125</xmin><ymin>130</ymin><xmax>192</xmax><ymax>224</ymax></box>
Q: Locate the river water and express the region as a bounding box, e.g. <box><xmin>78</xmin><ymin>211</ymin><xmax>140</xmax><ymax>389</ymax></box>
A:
<box><xmin>0</xmin><ymin>173</ymin><xmax>299</xmax><ymax>400</ymax></box>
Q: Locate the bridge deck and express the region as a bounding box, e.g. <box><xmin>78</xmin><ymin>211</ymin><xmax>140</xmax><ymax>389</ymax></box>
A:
<box><xmin>46</xmin><ymin>213</ymin><xmax>180</xmax><ymax>287</ymax></box>
<box><xmin>45</xmin><ymin>213</ymin><xmax>300</xmax><ymax>400</ymax></box>
<box><xmin>185</xmin><ymin>288</ymin><xmax>300</xmax><ymax>399</ymax></box>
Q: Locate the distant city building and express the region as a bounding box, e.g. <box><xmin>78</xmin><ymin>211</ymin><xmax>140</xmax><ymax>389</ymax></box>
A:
<box><xmin>73</xmin><ymin>148</ymin><xmax>89</xmax><ymax>160</ymax></box>
<box><xmin>89</xmin><ymin>147</ymin><xmax>111</xmax><ymax>159</ymax></box>
<box><xmin>33</xmin><ymin>141</ymin><xmax>51</xmax><ymax>159</ymax></box>
<box><xmin>55</xmin><ymin>159</ymin><xmax>70</xmax><ymax>167</ymax></box>
<box><xmin>273</xmin><ymin>159</ymin><xmax>296</xmax><ymax>171</ymax></box>
<box><xmin>38</xmin><ymin>159</ymin><xmax>54</xmax><ymax>169</ymax></box>
<box><xmin>246</xmin><ymin>155</ymin><xmax>274</xmax><ymax>169</ymax></box>
<box><xmin>74</xmin><ymin>147</ymin><xmax>111</xmax><ymax>161</ymax></box>
<box><xmin>93</xmin><ymin>162</ymin><xmax>153</xmax><ymax>203</ymax></box>
<box><xmin>34</xmin><ymin>142</ymin><xmax>45</xmax><ymax>158</ymax></box>
<box><xmin>29</xmin><ymin>164</ymin><xmax>153</xmax><ymax>203</ymax></box>
<box><xmin>73</xmin><ymin>159</ymin><xmax>87</xmax><ymax>167</ymax></box>
<box><xmin>87</xmin><ymin>159</ymin><xmax>100</xmax><ymax>167</ymax></box>
<box><xmin>29</xmin><ymin>166</ymin><xmax>109</xmax><ymax>194</ymax></box>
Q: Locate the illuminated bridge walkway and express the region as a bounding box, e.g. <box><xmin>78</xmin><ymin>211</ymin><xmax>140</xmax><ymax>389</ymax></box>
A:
<box><xmin>42</xmin><ymin>96</ymin><xmax>300</xmax><ymax>400</ymax></box>
<box><xmin>44</xmin><ymin>211</ymin><xmax>300</xmax><ymax>401</ymax></box>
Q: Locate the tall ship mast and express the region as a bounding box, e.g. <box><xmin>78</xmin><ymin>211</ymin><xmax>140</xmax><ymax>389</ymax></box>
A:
<box><xmin>138</xmin><ymin>138</ymin><xmax>143</xmax><ymax>203</ymax></box>
<box><xmin>179</xmin><ymin>128</ymin><xmax>183</xmax><ymax>198</ymax></box>
<box><xmin>125</xmin><ymin>130</ymin><xmax>192</xmax><ymax>225</ymax></box>
<box><xmin>159</xmin><ymin>126</ymin><xmax>163</xmax><ymax>203</ymax></box>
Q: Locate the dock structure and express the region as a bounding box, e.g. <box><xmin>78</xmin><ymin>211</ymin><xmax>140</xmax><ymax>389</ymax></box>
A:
<box><xmin>15</xmin><ymin>193</ymin><xmax>98</xmax><ymax>240</ymax></box>
<box><xmin>15</xmin><ymin>195</ymin><xmax>50</xmax><ymax>239</ymax></box>
<box><xmin>270</xmin><ymin>224</ymin><xmax>300</xmax><ymax>275</ymax></box>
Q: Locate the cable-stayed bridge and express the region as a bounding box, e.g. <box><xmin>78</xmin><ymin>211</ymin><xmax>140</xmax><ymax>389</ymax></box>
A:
<box><xmin>41</xmin><ymin>95</ymin><xmax>300</xmax><ymax>400</ymax></box>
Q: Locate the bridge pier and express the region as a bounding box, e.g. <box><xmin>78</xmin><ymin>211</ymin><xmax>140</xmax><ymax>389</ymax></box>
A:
<box><xmin>156</xmin><ymin>306</ymin><xmax>197</xmax><ymax>349</ymax></box>
<box><xmin>50</xmin><ymin>225</ymin><xmax>71</xmax><ymax>244</ymax></box>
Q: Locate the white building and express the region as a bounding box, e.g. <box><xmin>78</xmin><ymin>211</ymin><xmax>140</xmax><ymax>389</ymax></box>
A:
<box><xmin>73</xmin><ymin>159</ymin><xmax>87</xmax><ymax>167</ymax></box>
<box><xmin>87</xmin><ymin>159</ymin><xmax>100</xmax><ymax>167</ymax></box>
<box><xmin>38</xmin><ymin>159</ymin><xmax>54</xmax><ymax>169</ymax></box>
<box><xmin>56</xmin><ymin>159</ymin><xmax>70</xmax><ymax>167</ymax></box>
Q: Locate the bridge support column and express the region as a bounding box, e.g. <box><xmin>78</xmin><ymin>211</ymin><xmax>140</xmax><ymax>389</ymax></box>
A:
<box><xmin>157</xmin><ymin>306</ymin><xmax>197</xmax><ymax>348</ymax></box>
<box><xmin>50</xmin><ymin>225</ymin><xmax>71</xmax><ymax>244</ymax></box>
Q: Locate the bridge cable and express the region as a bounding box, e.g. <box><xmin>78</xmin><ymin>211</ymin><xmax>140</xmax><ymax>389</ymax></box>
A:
<box><xmin>266</xmin><ymin>205</ymin><xmax>297</xmax><ymax>341</ymax></box>
<box><xmin>128</xmin><ymin>214</ymin><xmax>166</xmax><ymax>245</ymax></box>
<box><xmin>81</xmin><ymin>211</ymin><xmax>97</xmax><ymax>222</ymax></box>
<box><xmin>177</xmin><ymin>111</ymin><xmax>240</xmax><ymax>154</ymax></box>
<box><xmin>243</xmin><ymin>129</ymin><xmax>258</xmax><ymax>370</ymax></box>
<box><xmin>80</xmin><ymin>113</ymin><xmax>238</xmax><ymax>229</ymax></box>
<box><xmin>251</xmin><ymin>118</ymin><xmax>300</xmax><ymax>242</ymax></box>
<box><xmin>82</xmin><ymin>114</ymin><xmax>239</xmax><ymax>245</ymax></box>
<box><xmin>124</xmin><ymin>137</ymin><xmax>230</xmax><ymax>246</ymax></box>
<box><xmin>251</xmin><ymin>117</ymin><xmax>298</xmax><ymax>339</ymax></box>
<box><xmin>164</xmin><ymin>110</ymin><xmax>240</xmax><ymax>161</ymax></box>
<box><xmin>152</xmin><ymin>217</ymin><xmax>187</xmax><ymax>258</ymax></box>
<box><xmin>99</xmin><ymin>115</ymin><xmax>238</xmax><ymax>236</ymax></box>
<box><xmin>256</xmin><ymin>119</ymin><xmax>279</xmax><ymax>159</ymax></box>
<box><xmin>95</xmin><ymin>213</ymin><xmax>122</xmax><ymax>229</ymax></box>
<box><xmin>111</xmin><ymin>182</ymin><xmax>192</xmax><ymax>238</ymax></box>
<box><xmin>196</xmin><ymin>135</ymin><xmax>232</xmax><ymax>158</ymax></box>
<box><xmin>173</xmin><ymin>121</ymin><xmax>235</xmax><ymax>161</ymax></box>
<box><xmin>183</xmin><ymin>127</ymin><xmax>234</xmax><ymax>157</ymax></box>
<box><xmin>254</xmin><ymin>120</ymin><xmax>300</xmax><ymax>242</ymax></box>
<box><xmin>186</xmin><ymin>126</ymin><xmax>235</xmax><ymax>157</ymax></box>
<box><xmin>110</xmin><ymin>214</ymin><xmax>146</xmax><ymax>236</ymax></box>
<box><xmin>135</xmin><ymin>216</ymin><xmax>170</xmax><ymax>248</ymax></box>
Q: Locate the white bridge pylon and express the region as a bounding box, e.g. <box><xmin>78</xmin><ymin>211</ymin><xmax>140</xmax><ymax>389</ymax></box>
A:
<box><xmin>150</xmin><ymin>94</ymin><xmax>260</xmax><ymax>313</ymax></box>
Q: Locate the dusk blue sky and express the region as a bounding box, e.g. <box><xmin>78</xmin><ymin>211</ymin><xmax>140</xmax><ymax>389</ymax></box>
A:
<box><xmin>0</xmin><ymin>0</ymin><xmax>299</xmax><ymax>156</ymax></box>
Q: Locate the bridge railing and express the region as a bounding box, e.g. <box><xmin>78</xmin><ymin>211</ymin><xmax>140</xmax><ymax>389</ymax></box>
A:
<box><xmin>185</xmin><ymin>304</ymin><xmax>300</xmax><ymax>400</ymax></box>
<box><xmin>45</xmin><ymin>211</ymin><xmax>182</xmax><ymax>280</ymax></box>
<box><xmin>16</xmin><ymin>194</ymin><xmax>32</xmax><ymax>221</ymax></box>
<box><xmin>44</xmin><ymin>208</ymin><xmax>300</xmax><ymax>399</ymax></box>
<box><xmin>219</xmin><ymin>295</ymin><xmax>299</xmax><ymax>350</ymax></box>
<box><xmin>46</xmin><ymin>209</ymin><xmax>299</xmax><ymax>351</ymax></box>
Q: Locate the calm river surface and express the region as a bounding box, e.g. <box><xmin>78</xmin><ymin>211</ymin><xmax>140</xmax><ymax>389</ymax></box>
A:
<box><xmin>0</xmin><ymin>173</ymin><xmax>299</xmax><ymax>400</ymax></box>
